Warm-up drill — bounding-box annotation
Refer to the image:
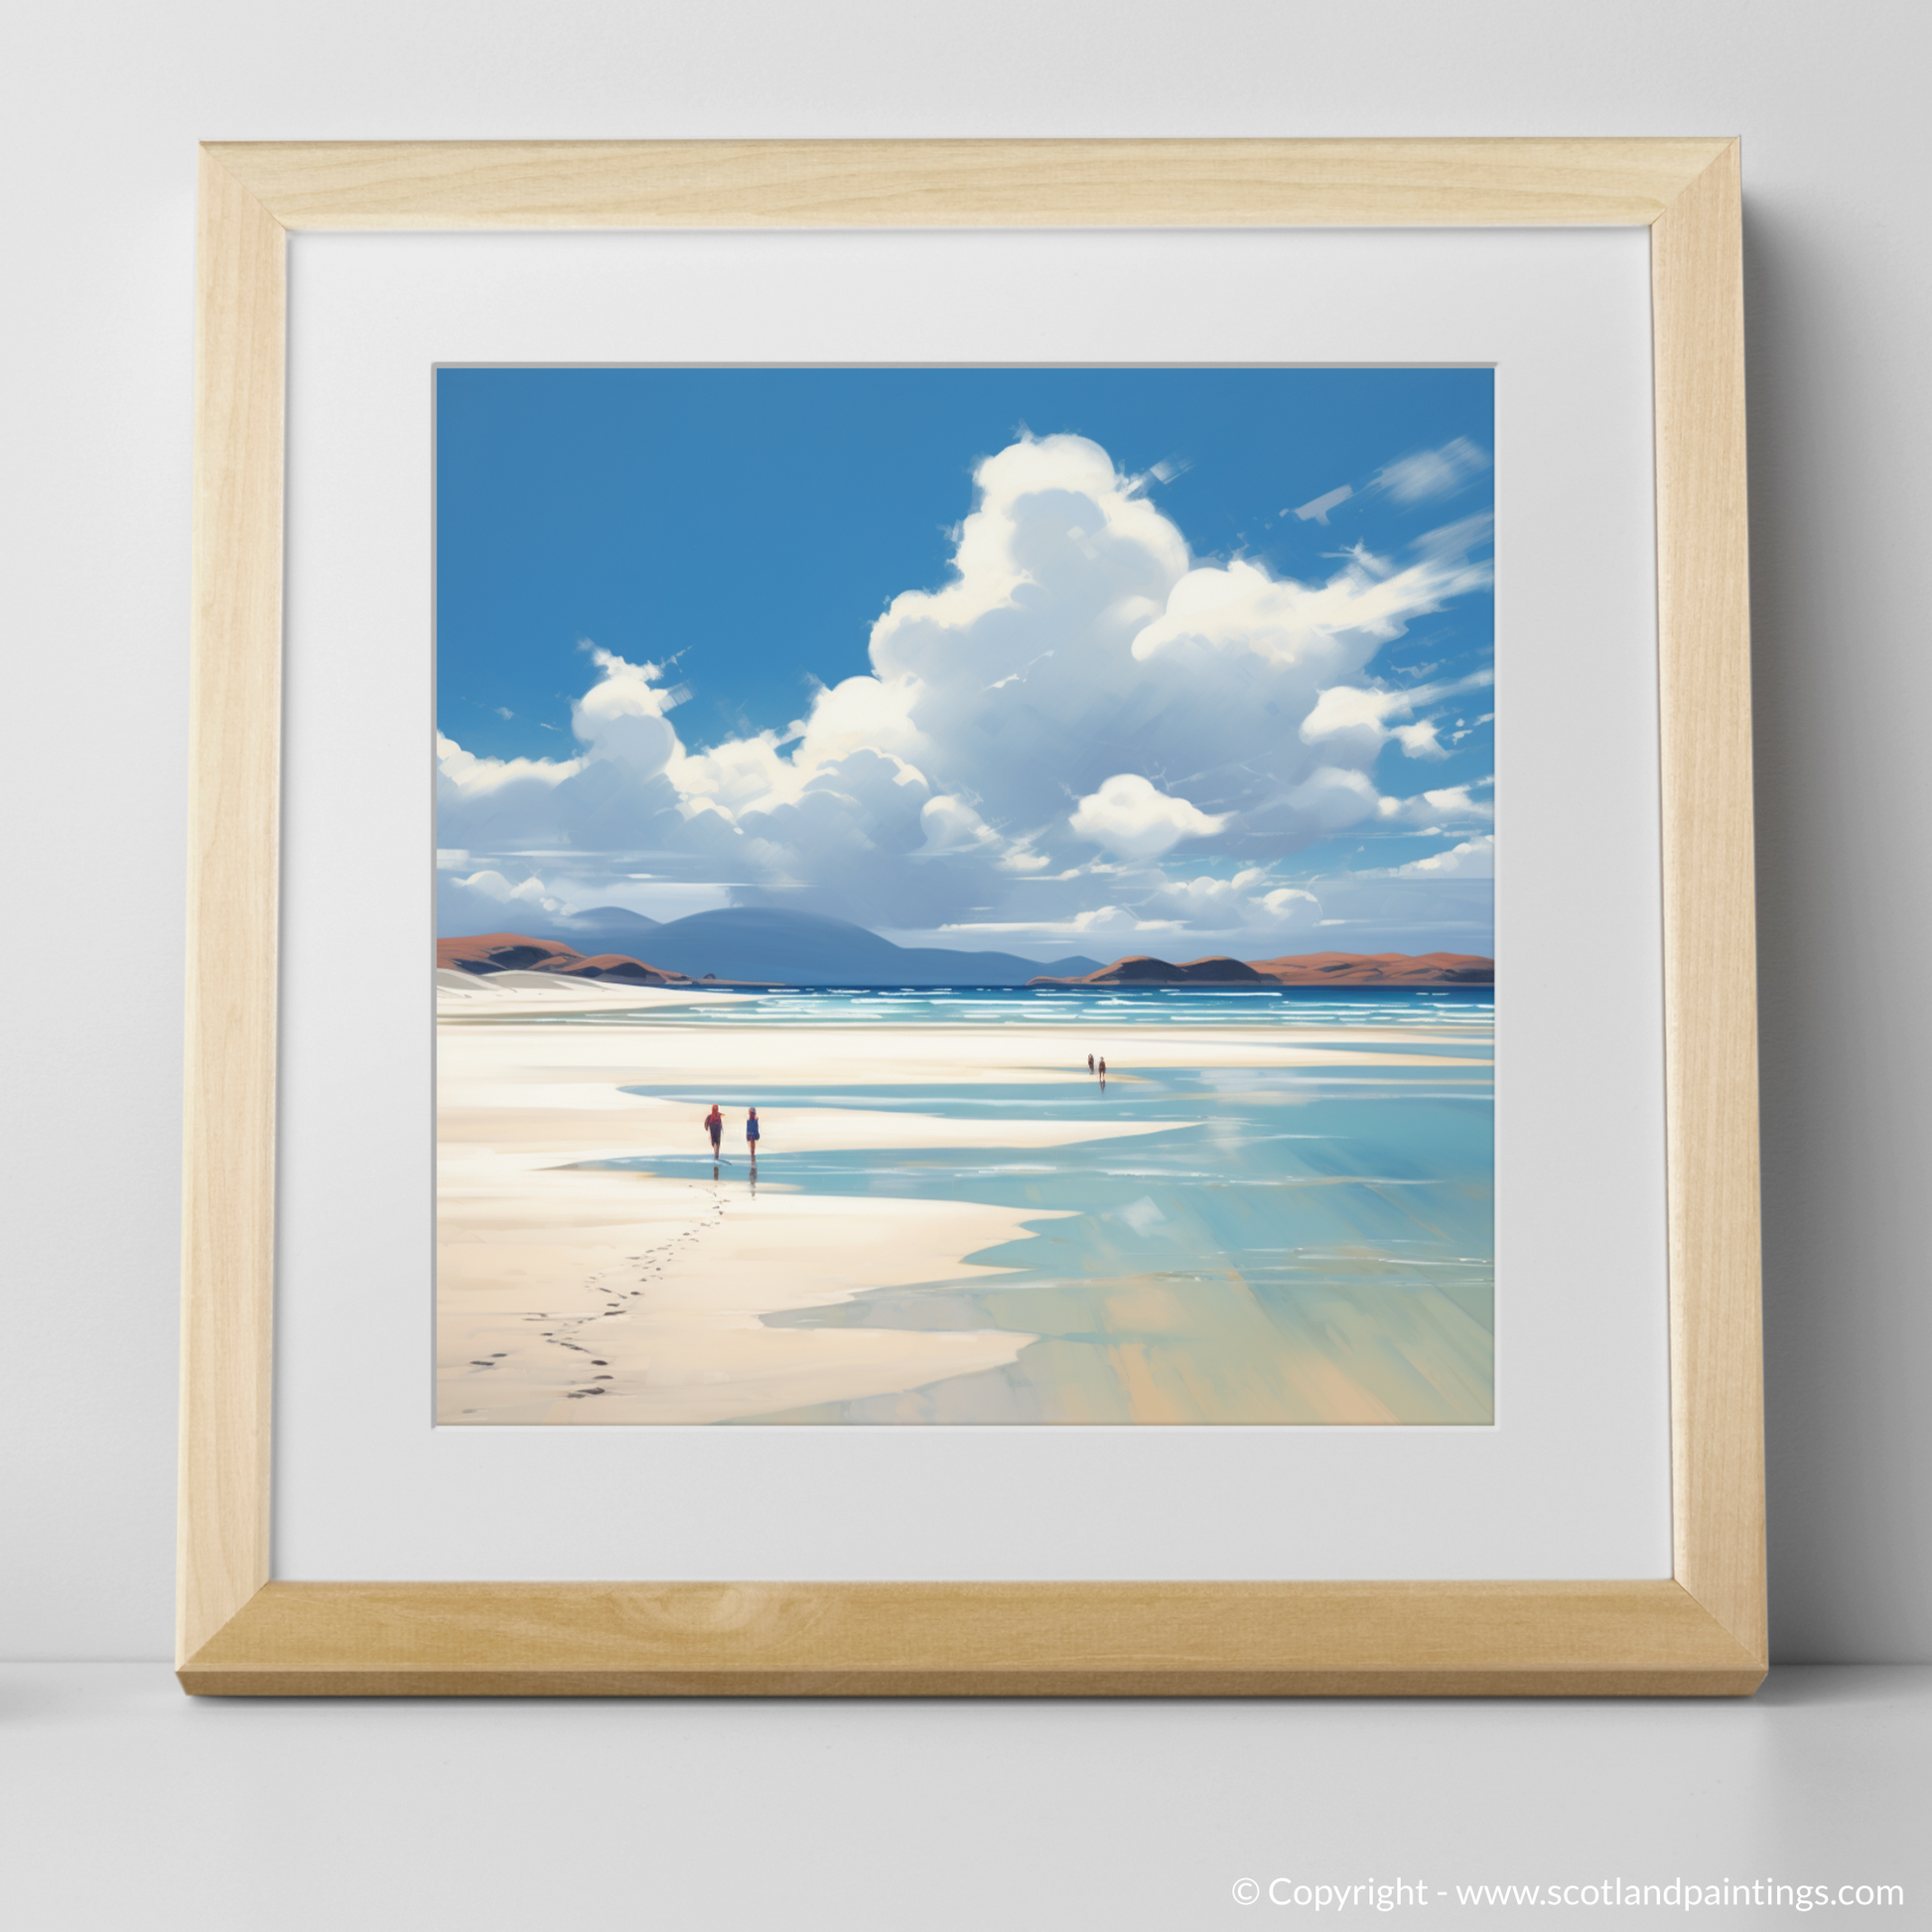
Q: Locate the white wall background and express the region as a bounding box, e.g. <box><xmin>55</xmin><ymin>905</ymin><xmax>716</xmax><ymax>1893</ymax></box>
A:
<box><xmin>2</xmin><ymin>0</ymin><xmax>1926</xmax><ymax>1663</ymax></box>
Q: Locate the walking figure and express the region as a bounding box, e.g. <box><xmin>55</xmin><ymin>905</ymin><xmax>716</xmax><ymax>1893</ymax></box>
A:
<box><xmin>1097</xmin><ymin>1056</ymin><xmax>1107</xmax><ymax>1090</ymax></box>
<box><xmin>745</xmin><ymin>1106</ymin><xmax>761</xmax><ymax>1173</ymax></box>
<box><xmin>704</xmin><ymin>1103</ymin><xmax>724</xmax><ymax>1165</ymax></box>
<box><xmin>1087</xmin><ymin>1053</ymin><xmax>1095</xmax><ymax>1075</ymax></box>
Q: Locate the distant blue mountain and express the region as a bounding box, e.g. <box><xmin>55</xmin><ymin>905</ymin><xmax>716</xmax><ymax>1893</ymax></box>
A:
<box><xmin>543</xmin><ymin>903</ymin><xmax>660</xmax><ymax>939</ymax></box>
<box><xmin>532</xmin><ymin>905</ymin><xmax>1100</xmax><ymax>986</ymax></box>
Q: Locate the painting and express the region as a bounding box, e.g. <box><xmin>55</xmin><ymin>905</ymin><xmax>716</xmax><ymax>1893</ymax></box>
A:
<box><xmin>434</xmin><ymin>367</ymin><xmax>1494</xmax><ymax>1426</ymax></box>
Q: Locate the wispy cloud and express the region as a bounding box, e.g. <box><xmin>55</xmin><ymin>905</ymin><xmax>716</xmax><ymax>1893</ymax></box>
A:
<box><xmin>1373</xmin><ymin>437</ymin><xmax>1489</xmax><ymax>505</ymax></box>
<box><xmin>1293</xmin><ymin>483</ymin><xmax>1353</xmax><ymax>525</ymax></box>
<box><xmin>1368</xmin><ymin>833</ymin><xmax>1495</xmax><ymax>880</ymax></box>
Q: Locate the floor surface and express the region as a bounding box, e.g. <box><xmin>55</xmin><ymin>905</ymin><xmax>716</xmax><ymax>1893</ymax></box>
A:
<box><xmin>2</xmin><ymin>1664</ymin><xmax>1925</xmax><ymax>1928</ymax></box>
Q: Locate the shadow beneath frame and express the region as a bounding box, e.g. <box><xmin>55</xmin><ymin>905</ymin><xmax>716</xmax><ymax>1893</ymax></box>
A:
<box><xmin>1741</xmin><ymin>200</ymin><xmax>1932</xmax><ymax>1667</ymax></box>
<box><xmin>173</xmin><ymin>1668</ymin><xmax>1932</xmax><ymax>1716</ymax></box>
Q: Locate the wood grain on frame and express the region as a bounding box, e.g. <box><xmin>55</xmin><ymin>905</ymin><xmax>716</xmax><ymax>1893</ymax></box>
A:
<box><xmin>209</xmin><ymin>136</ymin><xmax>1732</xmax><ymax>231</ymax></box>
<box><xmin>179</xmin><ymin>148</ymin><xmax>286</xmax><ymax>1668</ymax></box>
<box><xmin>1650</xmin><ymin>142</ymin><xmax>1766</xmax><ymax>1659</ymax></box>
<box><xmin>180</xmin><ymin>137</ymin><xmax>1764</xmax><ymax>1695</ymax></box>
<box><xmin>182</xmin><ymin>1581</ymin><xmax>1763</xmax><ymax>1697</ymax></box>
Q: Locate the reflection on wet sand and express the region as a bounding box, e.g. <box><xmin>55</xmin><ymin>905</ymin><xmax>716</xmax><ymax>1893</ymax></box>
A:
<box><xmin>437</xmin><ymin>979</ymin><xmax>1493</xmax><ymax>1425</ymax></box>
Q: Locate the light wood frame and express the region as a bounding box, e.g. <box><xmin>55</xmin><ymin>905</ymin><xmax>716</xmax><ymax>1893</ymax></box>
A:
<box><xmin>181</xmin><ymin>138</ymin><xmax>1762</xmax><ymax>1696</ymax></box>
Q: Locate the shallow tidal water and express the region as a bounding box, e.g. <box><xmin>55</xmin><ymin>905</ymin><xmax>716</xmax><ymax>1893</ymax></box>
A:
<box><xmin>576</xmin><ymin>986</ymin><xmax>1495</xmax><ymax>1425</ymax></box>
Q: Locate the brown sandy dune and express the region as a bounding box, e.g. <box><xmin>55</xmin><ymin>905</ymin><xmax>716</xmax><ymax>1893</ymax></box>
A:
<box><xmin>437</xmin><ymin>931</ymin><xmax>582</xmax><ymax>974</ymax></box>
<box><xmin>553</xmin><ymin>952</ymin><xmax>690</xmax><ymax>985</ymax></box>
<box><xmin>1176</xmin><ymin>955</ymin><xmax>1270</xmax><ymax>982</ymax></box>
<box><xmin>1031</xmin><ymin>949</ymin><xmax>1493</xmax><ymax>987</ymax></box>
<box><xmin>1247</xmin><ymin>950</ymin><xmax>1494</xmax><ymax>985</ymax></box>
<box><xmin>436</xmin><ymin>930</ymin><xmax>689</xmax><ymax>985</ymax></box>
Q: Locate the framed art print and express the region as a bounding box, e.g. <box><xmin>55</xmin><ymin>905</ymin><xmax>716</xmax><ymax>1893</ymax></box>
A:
<box><xmin>432</xmin><ymin>361</ymin><xmax>1500</xmax><ymax>1431</ymax></box>
<box><xmin>181</xmin><ymin>140</ymin><xmax>1764</xmax><ymax>1694</ymax></box>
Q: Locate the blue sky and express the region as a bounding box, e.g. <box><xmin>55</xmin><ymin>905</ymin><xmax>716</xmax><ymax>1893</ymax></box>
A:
<box><xmin>436</xmin><ymin>367</ymin><xmax>1495</xmax><ymax>957</ymax></box>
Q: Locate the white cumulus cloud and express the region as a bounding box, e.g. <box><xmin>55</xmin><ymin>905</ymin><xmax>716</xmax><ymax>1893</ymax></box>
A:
<box><xmin>1068</xmin><ymin>773</ymin><xmax>1229</xmax><ymax>859</ymax></box>
<box><xmin>1377</xmin><ymin>783</ymin><xmax>1496</xmax><ymax>828</ymax></box>
<box><xmin>435</xmin><ymin>431</ymin><xmax>1493</xmax><ymax>944</ymax></box>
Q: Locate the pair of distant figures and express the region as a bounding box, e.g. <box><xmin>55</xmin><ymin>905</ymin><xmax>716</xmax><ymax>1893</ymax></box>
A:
<box><xmin>1086</xmin><ymin>1053</ymin><xmax>1108</xmax><ymax>1081</ymax></box>
<box><xmin>702</xmin><ymin>1104</ymin><xmax>760</xmax><ymax>1165</ymax></box>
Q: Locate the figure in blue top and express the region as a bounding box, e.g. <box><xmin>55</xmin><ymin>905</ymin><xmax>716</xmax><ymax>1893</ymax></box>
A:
<box><xmin>745</xmin><ymin>1107</ymin><xmax>761</xmax><ymax>1170</ymax></box>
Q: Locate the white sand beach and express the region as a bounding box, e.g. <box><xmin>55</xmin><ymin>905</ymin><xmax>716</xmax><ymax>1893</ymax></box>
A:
<box><xmin>436</xmin><ymin>976</ymin><xmax>1493</xmax><ymax>1424</ymax></box>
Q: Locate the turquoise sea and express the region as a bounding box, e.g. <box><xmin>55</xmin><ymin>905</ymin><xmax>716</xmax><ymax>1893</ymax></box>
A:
<box><xmin>548</xmin><ymin>985</ymin><xmax>1493</xmax><ymax>1426</ymax></box>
